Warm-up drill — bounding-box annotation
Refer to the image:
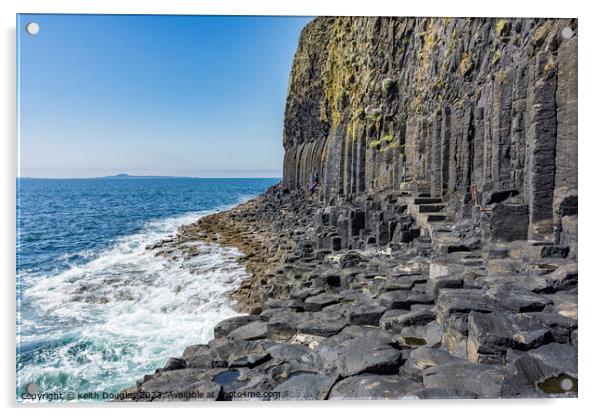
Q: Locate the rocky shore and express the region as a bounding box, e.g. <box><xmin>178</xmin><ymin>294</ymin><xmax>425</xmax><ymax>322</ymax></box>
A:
<box><xmin>122</xmin><ymin>184</ymin><xmax>577</xmax><ymax>400</ymax></box>
<box><xmin>122</xmin><ymin>16</ymin><xmax>577</xmax><ymax>400</ymax></box>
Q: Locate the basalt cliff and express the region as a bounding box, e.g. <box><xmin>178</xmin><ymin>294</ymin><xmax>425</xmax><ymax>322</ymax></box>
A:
<box><xmin>284</xmin><ymin>16</ymin><xmax>577</xmax><ymax>249</ymax></box>
<box><xmin>123</xmin><ymin>17</ymin><xmax>578</xmax><ymax>400</ymax></box>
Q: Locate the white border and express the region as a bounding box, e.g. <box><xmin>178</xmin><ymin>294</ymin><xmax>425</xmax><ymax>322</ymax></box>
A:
<box><xmin>2</xmin><ymin>1</ymin><xmax>599</xmax><ymax>415</ymax></box>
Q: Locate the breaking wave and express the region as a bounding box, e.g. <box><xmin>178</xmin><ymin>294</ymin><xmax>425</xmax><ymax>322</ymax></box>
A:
<box><xmin>17</xmin><ymin>210</ymin><xmax>248</xmax><ymax>400</ymax></box>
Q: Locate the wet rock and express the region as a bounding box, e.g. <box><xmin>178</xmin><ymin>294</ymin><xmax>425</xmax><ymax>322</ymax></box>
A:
<box><xmin>182</xmin><ymin>344</ymin><xmax>210</xmax><ymax>361</ymax></box>
<box><xmin>204</xmin><ymin>339</ymin><xmax>272</xmax><ymax>368</ymax></box>
<box><xmin>212</xmin><ymin>367</ymin><xmax>273</xmax><ymax>401</ymax></box>
<box><xmin>134</xmin><ymin>369</ymin><xmax>222</xmax><ymax>401</ymax></box>
<box><xmin>158</xmin><ymin>357</ymin><xmax>185</xmax><ymax>372</ymax></box>
<box><xmin>227</xmin><ymin>321</ymin><xmax>269</xmax><ymax>341</ymax></box>
<box><xmin>214</xmin><ymin>315</ymin><xmax>262</xmax><ymax>339</ymax></box>
<box><xmin>400</xmin><ymin>321</ymin><xmax>442</xmax><ymax>347</ymax></box>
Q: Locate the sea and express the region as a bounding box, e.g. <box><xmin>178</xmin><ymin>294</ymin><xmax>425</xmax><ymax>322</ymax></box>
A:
<box><xmin>16</xmin><ymin>177</ymin><xmax>279</xmax><ymax>401</ymax></box>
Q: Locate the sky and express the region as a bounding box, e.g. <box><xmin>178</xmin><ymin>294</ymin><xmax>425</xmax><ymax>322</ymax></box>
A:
<box><xmin>17</xmin><ymin>14</ymin><xmax>312</xmax><ymax>178</ymax></box>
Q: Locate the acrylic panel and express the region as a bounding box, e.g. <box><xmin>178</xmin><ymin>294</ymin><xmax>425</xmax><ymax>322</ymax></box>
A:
<box><xmin>16</xmin><ymin>14</ymin><xmax>578</xmax><ymax>402</ymax></box>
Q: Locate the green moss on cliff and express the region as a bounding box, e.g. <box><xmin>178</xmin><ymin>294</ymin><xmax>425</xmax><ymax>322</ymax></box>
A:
<box><xmin>322</xmin><ymin>18</ymin><xmax>359</xmax><ymax>128</ymax></box>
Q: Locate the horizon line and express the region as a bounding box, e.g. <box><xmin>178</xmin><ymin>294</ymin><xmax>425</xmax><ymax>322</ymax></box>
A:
<box><xmin>17</xmin><ymin>174</ymin><xmax>283</xmax><ymax>180</ymax></box>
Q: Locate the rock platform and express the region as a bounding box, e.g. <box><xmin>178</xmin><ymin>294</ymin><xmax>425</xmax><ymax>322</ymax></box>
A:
<box><xmin>121</xmin><ymin>185</ymin><xmax>577</xmax><ymax>400</ymax></box>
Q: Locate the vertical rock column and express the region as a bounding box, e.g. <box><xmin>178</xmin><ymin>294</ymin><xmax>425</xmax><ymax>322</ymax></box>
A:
<box><xmin>554</xmin><ymin>35</ymin><xmax>578</xmax><ymax>193</ymax></box>
<box><xmin>526</xmin><ymin>52</ymin><xmax>558</xmax><ymax>239</ymax></box>
<box><xmin>430</xmin><ymin>109</ymin><xmax>443</xmax><ymax>197</ymax></box>
<box><xmin>553</xmin><ymin>30</ymin><xmax>578</xmax><ymax>253</ymax></box>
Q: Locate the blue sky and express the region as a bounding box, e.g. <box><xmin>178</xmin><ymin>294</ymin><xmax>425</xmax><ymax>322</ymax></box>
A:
<box><xmin>17</xmin><ymin>14</ymin><xmax>312</xmax><ymax>178</ymax></box>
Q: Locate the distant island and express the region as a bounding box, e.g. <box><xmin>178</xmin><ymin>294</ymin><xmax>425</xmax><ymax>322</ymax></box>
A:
<box><xmin>102</xmin><ymin>174</ymin><xmax>179</xmax><ymax>179</ymax></box>
<box><xmin>18</xmin><ymin>172</ymin><xmax>283</xmax><ymax>180</ymax></box>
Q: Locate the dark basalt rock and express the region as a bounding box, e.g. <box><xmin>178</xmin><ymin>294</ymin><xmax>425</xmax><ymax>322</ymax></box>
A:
<box><xmin>214</xmin><ymin>315</ymin><xmax>263</xmax><ymax>339</ymax></box>
<box><xmin>211</xmin><ymin>367</ymin><xmax>274</xmax><ymax>401</ymax></box>
<box><xmin>412</xmin><ymin>387</ymin><xmax>478</xmax><ymax>399</ymax></box>
<box><xmin>378</xmin><ymin>290</ymin><xmax>433</xmax><ymax>310</ymax></box>
<box><xmin>227</xmin><ymin>321</ymin><xmax>269</xmax><ymax>341</ymax></box>
<box><xmin>134</xmin><ymin>369</ymin><xmax>222</xmax><ymax>401</ymax></box>
<box><xmin>267</xmin><ymin>311</ymin><xmax>312</xmax><ymax>339</ymax></box>
<box><xmin>436</xmin><ymin>289</ymin><xmax>499</xmax><ymax>323</ymax></box>
<box><xmin>426</xmin><ymin>275</ymin><xmax>464</xmax><ymax>297</ymax></box>
<box><xmin>160</xmin><ymin>357</ymin><xmax>187</xmax><ymax>372</ymax></box>
<box><xmin>297</xmin><ymin>314</ymin><xmax>348</xmax><ymax>337</ymax></box>
<box><xmin>181</xmin><ymin>344</ymin><xmax>210</xmax><ymax>361</ymax></box>
<box><xmin>422</xmin><ymin>361</ymin><xmax>529</xmax><ymax>398</ymax></box>
<box><xmin>380</xmin><ymin>308</ymin><xmax>436</xmax><ymax>331</ymax></box>
<box><xmin>334</xmin><ymin>336</ymin><xmax>403</xmax><ymax>377</ymax></box>
<box><xmin>272</xmin><ymin>373</ymin><xmax>337</xmax><ymax>400</ymax></box>
<box><xmin>303</xmin><ymin>293</ymin><xmax>342</xmax><ymax>312</ymax></box>
<box><xmin>485</xmin><ymin>283</ymin><xmax>551</xmax><ymax>312</ymax></box>
<box><xmin>405</xmin><ymin>347</ymin><xmax>463</xmax><ymax>371</ymax></box>
<box><xmin>265</xmin><ymin>344</ymin><xmax>324</xmax><ymax>370</ymax></box>
<box><xmin>340</xmin><ymin>325</ymin><xmax>398</xmax><ymax>343</ymax></box>
<box><xmin>527</xmin><ymin>342</ymin><xmax>578</xmax><ymax>377</ymax></box>
<box><xmin>540</xmin><ymin>263</ymin><xmax>578</xmax><ymax>292</ymax></box>
<box><xmin>329</xmin><ymin>375</ymin><xmax>422</xmax><ymax>400</ymax></box>
<box><xmin>400</xmin><ymin>321</ymin><xmax>442</xmax><ymax>347</ymax></box>
<box><xmin>347</xmin><ymin>301</ymin><xmax>387</xmax><ymax>326</ymax></box>
<box><xmin>200</xmin><ymin>339</ymin><xmax>272</xmax><ymax>369</ymax></box>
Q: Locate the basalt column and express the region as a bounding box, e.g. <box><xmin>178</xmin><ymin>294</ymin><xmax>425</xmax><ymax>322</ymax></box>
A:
<box><xmin>282</xmin><ymin>17</ymin><xmax>577</xmax><ymax>245</ymax></box>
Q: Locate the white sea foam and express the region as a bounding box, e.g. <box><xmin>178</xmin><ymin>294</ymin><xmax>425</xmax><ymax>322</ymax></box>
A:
<box><xmin>17</xmin><ymin>209</ymin><xmax>249</xmax><ymax>399</ymax></box>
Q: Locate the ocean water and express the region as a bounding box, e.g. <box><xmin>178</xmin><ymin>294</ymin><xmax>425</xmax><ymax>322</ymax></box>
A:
<box><xmin>16</xmin><ymin>177</ymin><xmax>279</xmax><ymax>401</ymax></box>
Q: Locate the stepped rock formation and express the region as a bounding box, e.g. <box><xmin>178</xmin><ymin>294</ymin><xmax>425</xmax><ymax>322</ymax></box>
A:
<box><xmin>284</xmin><ymin>17</ymin><xmax>577</xmax><ymax>249</ymax></box>
<box><xmin>123</xmin><ymin>17</ymin><xmax>577</xmax><ymax>401</ymax></box>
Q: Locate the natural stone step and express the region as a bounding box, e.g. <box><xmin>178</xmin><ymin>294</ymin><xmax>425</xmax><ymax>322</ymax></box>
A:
<box><xmin>426</xmin><ymin>214</ymin><xmax>447</xmax><ymax>223</ymax></box>
<box><xmin>413</xmin><ymin>197</ymin><xmax>443</xmax><ymax>205</ymax></box>
<box><xmin>417</xmin><ymin>204</ymin><xmax>446</xmax><ymax>213</ymax></box>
